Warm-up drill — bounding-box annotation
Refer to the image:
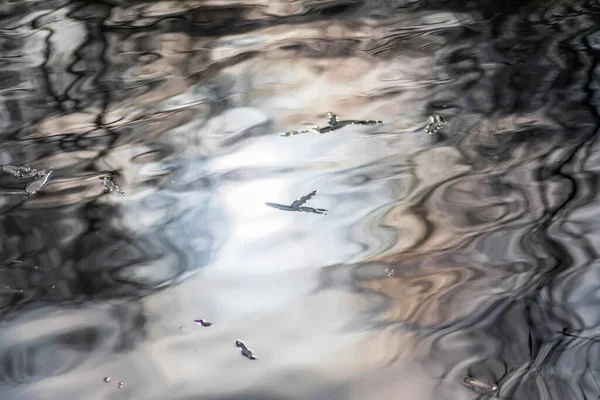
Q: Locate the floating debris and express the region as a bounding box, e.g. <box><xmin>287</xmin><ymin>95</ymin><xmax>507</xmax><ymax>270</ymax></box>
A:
<box><xmin>281</xmin><ymin>112</ymin><xmax>382</xmax><ymax>136</ymax></box>
<box><xmin>240</xmin><ymin>347</ymin><xmax>256</xmax><ymax>360</ymax></box>
<box><xmin>385</xmin><ymin>268</ymin><xmax>395</xmax><ymax>277</ymax></box>
<box><xmin>235</xmin><ymin>340</ymin><xmax>257</xmax><ymax>360</ymax></box>
<box><xmin>560</xmin><ymin>329</ymin><xmax>600</xmax><ymax>344</ymax></box>
<box><xmin>0</xmin><ymin>164</ymin><xmax>41</xmax><ymax>179</ymax></box>
<box><xmin>463</xmin><ymin>376</ymin><xmax>500</xmax><ymax>394</ymax></box>
<box><xmin>280</xmin><ymin>128</ymin><xmax>315</xmax><ymax>137</ymax></box>
<box><xmin>0</xmin><ymin>165</ymin><xmax>52</xmax><ymax>196</ymax></box>
<box><xmin>104</xmin><ymin>377</ymin><xmax>111</xmax><ymax>383</ymax></box>
<box><xmin>265</xmin><ymin>190</ymin><xmax>328</xmax><ymax>215</ymax></box>
<box><xmin>424</xmin><ymin>114</ymin><xmax>446</xmax><ymax>135</ymax></box>
<box><xmin>295</xmin><ymin>206</ymin><xmax>327</xmax><ymax>215</ymax></box>
<box><xmin>25</xmin><ymin>169</ymin><xmax>52</xmax><ymax>195</ymax></box>
<box><xmin>194</xmin><ymin>319</ymin><xmax>213</xmax><ymax>327</ymax></box>
<box><xmin>100</xmin><ymin>176</ymin><xmax>125</xmax><ymax>196</ymax></box>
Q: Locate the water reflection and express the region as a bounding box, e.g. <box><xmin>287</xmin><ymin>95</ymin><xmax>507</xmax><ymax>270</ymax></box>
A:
<box><xmin>0</xmin><ymin>0</ymin><xmax>600</xmax><ymax>399</ymax></box>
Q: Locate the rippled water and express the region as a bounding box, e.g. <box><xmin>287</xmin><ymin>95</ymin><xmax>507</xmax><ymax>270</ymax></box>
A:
<box><xmin>1</xmin><ymin>1</ymin><xmax>600</xmax><ymax>399</ymax></box>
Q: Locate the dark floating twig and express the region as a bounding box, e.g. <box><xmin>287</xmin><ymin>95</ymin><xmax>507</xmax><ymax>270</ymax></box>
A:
<box><xmin>424</xmin><ymin>114</ymin><xmax>446</xmax><ymax>135</ymax></box>
<box><xmin>100</xmin><ymin>176</ymin><xmax>125</xmax><ymax>196</ymax></box>
<box><xmin>235</xmin><ymin>340</ymin><xmax>257</xmax><ymax>360</ymax></box>
<box><xmin>463</xmin><ymin>376</ymin><xmax>500</xmax><ymax>395</ymax></box>
<box><xmin>560</xmin><ymin>329</ymin><xmax>600</xmax><ymax>344</ymax></box>
<box><xmin>265</xmin><ymin>190</ymin><xmax>328</xmax><ymax>215</ymax></box>
<box><xmin>194</xmin><ymin>319</ymin><xmax>213</xmax><ymax>327</ymax></box>
<box><xmin>281</xmin><ymin>112</ymin><xmax>382</xmax><ymax>136</ymax></box>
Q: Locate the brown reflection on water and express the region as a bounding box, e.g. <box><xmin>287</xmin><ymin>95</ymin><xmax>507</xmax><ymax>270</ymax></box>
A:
<box><xmin>360</xmin><ymin>263</ymin><xmax>490</xmax><ymax>328</ymax></box>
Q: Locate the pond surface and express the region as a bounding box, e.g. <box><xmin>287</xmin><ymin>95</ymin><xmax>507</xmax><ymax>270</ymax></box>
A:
<box><xmin>1</xmin><ymin>1</ymin><xmax>600</xmax><ymax>399</ymax></box>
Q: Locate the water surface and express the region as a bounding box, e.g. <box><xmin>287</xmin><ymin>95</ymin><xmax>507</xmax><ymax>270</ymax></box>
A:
<box><xmin>1</xmin><ymin>1</ymin><xmax>600</xmax><ymax>399</ymax></box>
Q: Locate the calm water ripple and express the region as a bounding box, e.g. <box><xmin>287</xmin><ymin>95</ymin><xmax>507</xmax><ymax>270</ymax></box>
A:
<box><xmin>1</xmin><ymin>1</ymin><xmax>600</xmax><ymax>399</ymax></box>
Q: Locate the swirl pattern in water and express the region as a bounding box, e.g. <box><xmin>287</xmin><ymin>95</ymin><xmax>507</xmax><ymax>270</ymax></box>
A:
<box><xmin>0</xmin><ymin>0</ymin><xmax>599</xmax><ymax>399</ymax></box>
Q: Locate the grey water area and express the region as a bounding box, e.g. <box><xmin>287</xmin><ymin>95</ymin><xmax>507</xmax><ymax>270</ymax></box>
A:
<box><xmin>0</xmin><ymin>1</ymin><xmax>600</xmax><ymax>399</ymax></box>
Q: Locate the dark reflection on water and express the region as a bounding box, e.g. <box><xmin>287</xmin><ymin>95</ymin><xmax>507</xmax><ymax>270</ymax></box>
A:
<box><xmin>1</xmin><ymin>0</ymin><xmax>600</xmax><ymax>399</ymax></box>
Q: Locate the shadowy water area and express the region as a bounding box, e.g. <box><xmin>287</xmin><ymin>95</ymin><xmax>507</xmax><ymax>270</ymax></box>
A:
<box><xmin>1</xmin><ymin>0</ymin><xmax>600</xmax><ymax>399</ymax></box>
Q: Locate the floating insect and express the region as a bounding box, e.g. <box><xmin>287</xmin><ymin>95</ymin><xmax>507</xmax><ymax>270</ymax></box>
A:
<box><xmin>194</xmin><ymin>319</ymin><xmax>213</xmax><ymax>327</ymax></box>
<box><xmin>100</xmin><ymin>176</ymin><xmax>125</xmax><ymax>196</ymax></box>
<box><xmin>424</xmin><ymin>114</ymin><xmax>446</xmax><ymax>135</ymax></box>
<box><xmin>265</xmin><ymin>190</ymin><xmax>328</xmax><ymax>215</ymax></box>
<box><xmin>281</xmin><ymin>112</ymin><xmax>383</xmax><ymax>136</ymax></box>
<box><xmin>235</xmin><ymin>340</ymin><xmax>257</xmax><ymax>360</ymax></box>
<box><xmin>463</xmin><ymin>376</ymin><xmax>500</xmax><ymax>395</ymax></box>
